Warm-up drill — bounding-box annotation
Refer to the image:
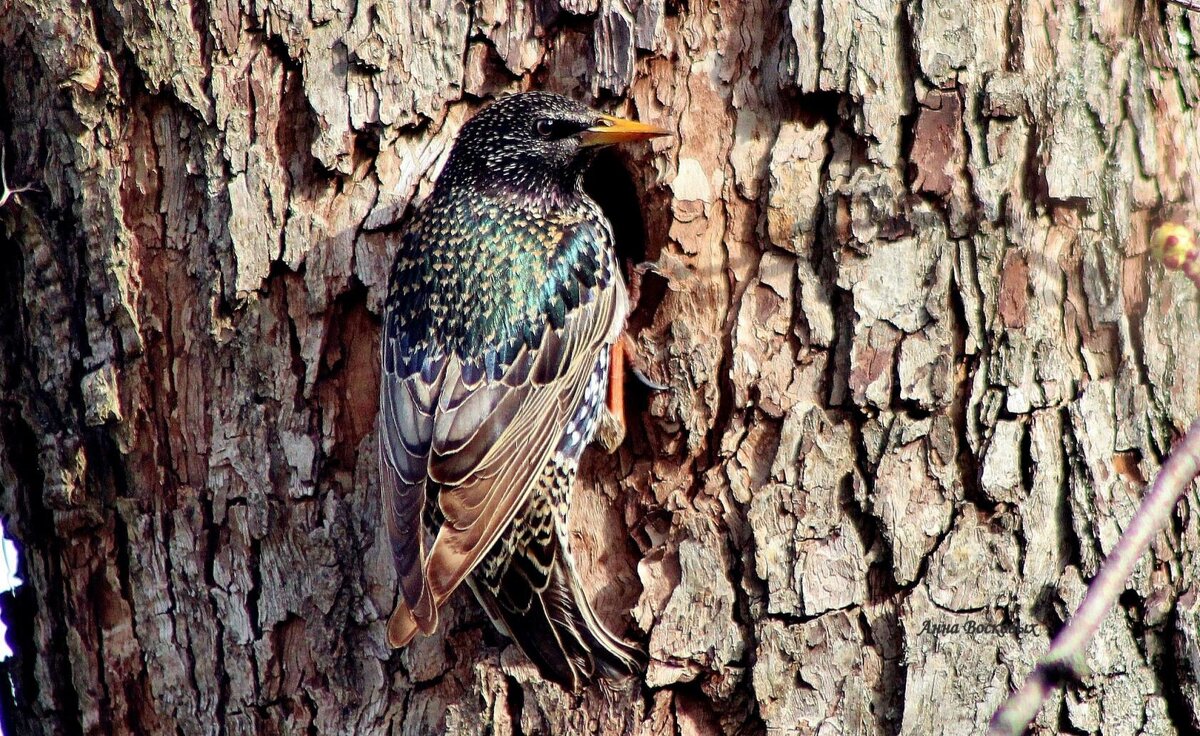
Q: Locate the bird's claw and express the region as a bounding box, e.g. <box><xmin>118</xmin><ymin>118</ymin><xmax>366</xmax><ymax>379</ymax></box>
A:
<box><xmin>630</xmin><ymin>362</ymin><xmax>668</xmax><ymax>391</ymax></box>
<box><xmin>620</xmin><ymin>333</ymin><xmax>667</xmax><ymax>392</ymax></box>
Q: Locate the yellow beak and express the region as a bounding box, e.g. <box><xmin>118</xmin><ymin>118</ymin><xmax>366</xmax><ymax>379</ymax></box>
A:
<box><xmin>580</xmin><ymin>114</ymin><xmax>671</xmax><ymax>146</ymax></box>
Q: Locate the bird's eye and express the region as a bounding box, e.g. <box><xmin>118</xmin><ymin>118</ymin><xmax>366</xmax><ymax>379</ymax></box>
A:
<box><xmin>534</xmin><ymin>118</ymin><xmax>556</xmax><ymax>138</ymax></box>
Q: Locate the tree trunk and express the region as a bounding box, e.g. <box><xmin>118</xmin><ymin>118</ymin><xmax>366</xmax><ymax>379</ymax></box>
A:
<box><xmin>2</xmin><ymin>0</ymin><xmax>1199</xmax><ymax>733</ymax></box>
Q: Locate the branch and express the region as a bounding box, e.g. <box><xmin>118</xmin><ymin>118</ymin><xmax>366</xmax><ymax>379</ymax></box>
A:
<box><xmin>990</xmin><ymin>222</ymin><xmax>1200</xmax><ymax>734</ymax></box>
<box><xmin>989</xmin><ymin>420</ymin><xmax>1200</xmax><ymax>734</ymax></box>
<box><xmin>0</xmin><ymin>137</ymin><xmax>38</xmax><ymax>210</ymax></box>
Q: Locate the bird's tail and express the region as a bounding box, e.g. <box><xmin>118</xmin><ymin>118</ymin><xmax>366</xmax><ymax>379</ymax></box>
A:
<box><xmin>468</xmin><ymin>541</ymin><xmax>644</xmax><ymax>691</ymax></box>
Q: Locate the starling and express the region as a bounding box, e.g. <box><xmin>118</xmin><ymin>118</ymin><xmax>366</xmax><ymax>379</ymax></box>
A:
<box><xmin>379</xmin><ymin>92</ymin><xmax>668</xmax><ymax>690</ymax></box>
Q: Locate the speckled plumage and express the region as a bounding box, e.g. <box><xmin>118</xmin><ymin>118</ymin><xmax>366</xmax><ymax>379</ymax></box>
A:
<box><xmin>378</xmin><ymin>92</ymin><xmax>662</xmax><ymax>690</ymax></box>
<box><xmin>385</xmin><ymin>196</ymin><xmax>612</xmax><ymax>379</ymax></box>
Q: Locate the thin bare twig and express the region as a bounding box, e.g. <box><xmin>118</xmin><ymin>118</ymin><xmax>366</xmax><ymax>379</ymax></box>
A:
<box><xmin>989</xmin><ymin>419</ymin><xmax>1200</xmax><ymax>735</ymax></box>
<box><xmin>0</xmin><ymin>139</ymin><xmax>37</xmax><ymax>210</ymax></box>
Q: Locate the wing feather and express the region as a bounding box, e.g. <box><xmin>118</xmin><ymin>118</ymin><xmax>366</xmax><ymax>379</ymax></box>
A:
<box><xmin>379</xmin><ymin>352</ymin><xmax>446</xmax><ymax>636</ymax></box>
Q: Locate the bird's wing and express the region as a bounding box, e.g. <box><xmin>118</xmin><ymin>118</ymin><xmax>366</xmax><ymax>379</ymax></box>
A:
<box><xmin>379</xmin><ymin>335</ymin><xmax>446</xmax><ymax>637</ymax></box>
<box><xmin>425</xmin><ymin>281</ymin><xmax>622</xmax><ymax>587</ymax></box>
<box><xmin>381</xmin><ymin>220</ymin><xmax>627</xmax><ymax>646</ymax></box>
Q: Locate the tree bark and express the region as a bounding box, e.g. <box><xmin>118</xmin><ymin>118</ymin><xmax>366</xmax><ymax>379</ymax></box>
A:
<box><xmin>1</xmin><ymin>0</ymin><xmax>1199</xmax><ymax>734</ymax></box>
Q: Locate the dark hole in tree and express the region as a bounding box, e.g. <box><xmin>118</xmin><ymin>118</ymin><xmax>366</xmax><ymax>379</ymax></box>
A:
<box><xmin>583</xmin><ymin>148</ymin><xmax>669</xmax><ymax>335</ymax></box>
<box><xmin>584</xmin><ymin>149</ymin><xmax>649</xmax><ymax>263</ymax></box>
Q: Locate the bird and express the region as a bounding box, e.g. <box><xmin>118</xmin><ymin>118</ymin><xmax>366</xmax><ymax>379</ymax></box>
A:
<box><xmin>378</xmin><ymin>91</ymin><xmax>669</xmax><ymax>690</ymax></box>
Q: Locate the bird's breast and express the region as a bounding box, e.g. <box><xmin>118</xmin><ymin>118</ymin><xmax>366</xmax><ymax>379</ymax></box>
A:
<box><xmin>385</xmin><ymin>196</ymin><xmax>615</xmax><ymax>377</ymax></box>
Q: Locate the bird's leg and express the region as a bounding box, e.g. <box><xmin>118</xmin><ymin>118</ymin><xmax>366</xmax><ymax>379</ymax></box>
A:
<box><xmin>595</xmin><ymin>333</ymin><xmax>668</xmax><ymax>453</ymax></box>
<box><xmin>595</xmin><ymin>260</ymin><xmax>674</xmax><ymax>453</ymax></box>
<box><xmin>595</xmin><ymin>338</ymin><xmax>627</xmax><ymax>453</ymax></box>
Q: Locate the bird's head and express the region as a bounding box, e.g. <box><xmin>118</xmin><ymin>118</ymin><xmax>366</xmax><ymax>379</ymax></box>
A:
<box><xmin>437</xmin><ymin>92</ymin><xmax>669</xmax><ymax>203</ymax></box>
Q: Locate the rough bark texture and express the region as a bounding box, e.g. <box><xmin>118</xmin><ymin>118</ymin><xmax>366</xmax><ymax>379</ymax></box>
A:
<box><xmin>1</xmin><ymin>0</ymin><xmax>1199</xmax><ymax>734</ymax></box>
